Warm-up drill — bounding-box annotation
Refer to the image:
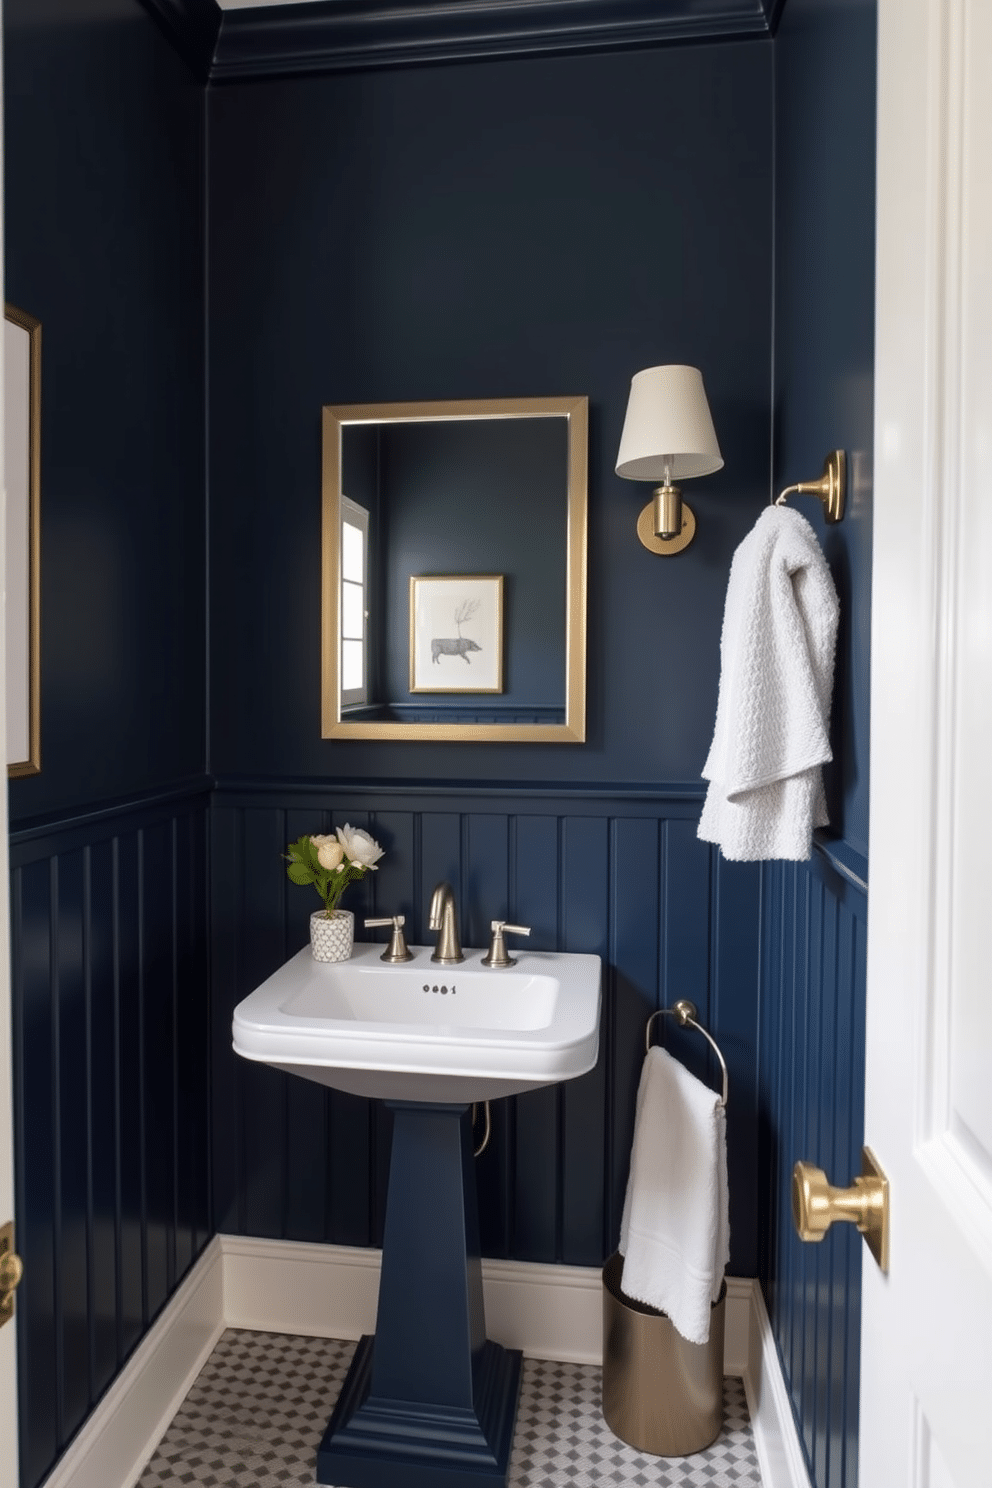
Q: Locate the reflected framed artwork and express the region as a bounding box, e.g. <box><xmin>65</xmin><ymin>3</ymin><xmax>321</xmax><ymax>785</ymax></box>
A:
<box><xmin>4</xmin><ymin>303</ymin><xmax>41</xmax><ymax>777</ymax></box>
<box><xmin>409</xmin><ymin>575</ymin><xmax>503</xmax><ymax>694</ymax></box>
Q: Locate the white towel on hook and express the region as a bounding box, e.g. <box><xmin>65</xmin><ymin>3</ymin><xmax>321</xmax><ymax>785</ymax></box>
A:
<box><xmin>697</xmin><ymin>504</ymin><xmax>839</xmax><ymax>861</ymax></box>
<box><xmin>618</xmin><ymin>1046</ymin><xmax>730</xmax><ymax>1346</ymax></box>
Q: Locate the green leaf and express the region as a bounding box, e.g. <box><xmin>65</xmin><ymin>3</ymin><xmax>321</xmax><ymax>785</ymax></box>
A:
<box><xmin>287</xmin><ymin>862</ymin><xmax>315</xmax><ymax>887</ymax></box>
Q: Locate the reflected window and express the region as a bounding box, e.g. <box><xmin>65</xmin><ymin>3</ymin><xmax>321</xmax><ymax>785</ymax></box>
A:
<box><xmin>341</xmin><ymin>496</ymin><xmax>369</xmax><ymax>706</ymax></box>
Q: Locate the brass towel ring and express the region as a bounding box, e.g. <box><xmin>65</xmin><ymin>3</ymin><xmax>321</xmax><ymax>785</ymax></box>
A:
<box><xmin>645</xmin><ymin>999</ymin><xmax>729</xmax><ymax>1108</ymax></box>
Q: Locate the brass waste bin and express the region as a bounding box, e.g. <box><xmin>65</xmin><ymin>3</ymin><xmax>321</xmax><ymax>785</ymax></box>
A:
<box><xmin>601</xmin><ymin>1251</ymin><xmax>725</xmax><ymax>1456</ymax></box>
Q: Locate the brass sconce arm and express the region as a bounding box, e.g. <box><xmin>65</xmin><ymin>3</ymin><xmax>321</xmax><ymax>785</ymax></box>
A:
<box><xmin>775</xmin><ymin>450</ymin><xmax>846</xmax><ymax>523</ymax></box>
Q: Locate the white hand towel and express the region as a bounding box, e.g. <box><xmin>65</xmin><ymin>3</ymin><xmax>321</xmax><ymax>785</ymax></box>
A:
<box><xmin>697</xmin><ymin>504</ymin><xmax>839</xmax><ymax>861</ymax></box>
<box><xmin>618</xmin><ymin>1046</ymin><xmax>730</xmax><ymax>1346</ymax></box>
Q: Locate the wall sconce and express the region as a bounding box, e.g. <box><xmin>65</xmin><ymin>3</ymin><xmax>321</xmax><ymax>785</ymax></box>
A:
<box><xmin>615</xmin><ymin>365</ymin><xmax>723</xmax><ymax>555</ymax></box>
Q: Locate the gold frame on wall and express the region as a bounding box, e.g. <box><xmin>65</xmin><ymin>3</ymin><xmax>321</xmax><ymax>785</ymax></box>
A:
<box><xmin>321</xmin><ymin>395</ymin><xmax>588</xmax><ymax>743</ymax></box>
<box><xmin>409</xmin><ymin>574</ymin><xmax>504</xmax><ymax>695</ymax></box>
<box><xmin>5</xmin><ymin>303</ymin><xmax>41</xmax><ymax>777</ymax></box>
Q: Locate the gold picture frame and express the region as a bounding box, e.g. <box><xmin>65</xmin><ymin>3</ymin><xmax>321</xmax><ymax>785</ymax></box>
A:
<box><xmin>409</xmin><ymin>574</ymin><xmax>503</xmax><ymax>694</ymax></box>
<box><xmin>5</xmin><ymin>303</ymin><xmax>41</xmax><ymax>777</ymax></box>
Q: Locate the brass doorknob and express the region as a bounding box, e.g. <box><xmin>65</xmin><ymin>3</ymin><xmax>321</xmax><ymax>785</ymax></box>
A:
<box><xmin>0</xmin><ymin>1221</ymin><xmax>24</xmax><ymax>1329</ymax></box>
<box><xmin>792</xmin><ymin>1145</ymin><xmax>889</xmax><ymax>1273</ymax></box>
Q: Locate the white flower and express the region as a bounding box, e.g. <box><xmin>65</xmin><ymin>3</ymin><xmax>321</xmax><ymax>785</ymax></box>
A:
<box><xmin>315</xmin><ymin>839</ymin><xmax>345</xmax><ymax>871</ymax></box>
<box><xmin>336</xmin><ymin>823</ymin><xmax>384</xmax><ymax>869</ymax></box>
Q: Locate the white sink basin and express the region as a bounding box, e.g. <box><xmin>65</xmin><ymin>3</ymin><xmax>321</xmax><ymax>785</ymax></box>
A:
<box><xmin>232</xmin><ymin>942</ymin><xmax>602</xmax><ymax>1102</ymax></box>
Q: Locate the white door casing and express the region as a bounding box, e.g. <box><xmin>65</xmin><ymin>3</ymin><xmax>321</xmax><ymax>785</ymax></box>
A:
<box><xmin>863</xmin><ymin>1</ymin><xmax>992</xmax><ymax>1483</ymax></box>
<box><xmin>0</xmin><ymin>2</ymin><xmax>21</xmax><ymax>1482</ymax></box>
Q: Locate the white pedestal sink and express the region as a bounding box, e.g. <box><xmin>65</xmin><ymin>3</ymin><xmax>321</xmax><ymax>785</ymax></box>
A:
<box><xmin>232</xmin><ymin>941</ymin><xmax>602</xmax><ymax>1488</ymax></box>
<box><xmin>232</xmin><ymin>940</ymin><xmax>602</xmax><ymax>1103</ymax></box>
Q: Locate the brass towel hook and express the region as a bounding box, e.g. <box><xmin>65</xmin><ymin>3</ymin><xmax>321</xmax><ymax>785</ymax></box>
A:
<box><xmin>775</xmin><ymin>449</ymin><xmax>846</xmax><ymax>523</ymax></box>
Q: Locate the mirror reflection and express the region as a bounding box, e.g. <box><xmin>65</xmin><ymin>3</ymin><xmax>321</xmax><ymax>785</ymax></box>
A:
<box><xmin>321</xmin><ymin>397</ymin><xmax>587</xmax><ymax>742</ymax></box>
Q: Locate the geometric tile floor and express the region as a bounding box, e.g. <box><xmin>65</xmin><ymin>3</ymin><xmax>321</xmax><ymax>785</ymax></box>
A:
<box><xmin>138</xmin><ymin>1330</ymin><xmax>763</xmax><ymax>1487</ymax></box>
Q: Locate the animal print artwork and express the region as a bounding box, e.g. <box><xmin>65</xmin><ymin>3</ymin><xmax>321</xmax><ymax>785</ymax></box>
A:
<box><xmin>410</xmin><ymin>576</ymin><xmax>503</xmax><ymax>693</ymax></box>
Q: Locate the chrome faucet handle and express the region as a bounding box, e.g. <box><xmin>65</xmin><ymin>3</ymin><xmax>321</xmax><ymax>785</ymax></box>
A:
<box><xmin>364</xmin><ymin>915</ymin><xmax>413</xmax><ymax>963</ymax></box>
<box><xmin>481</xmin><ymin>920</ymin><xmax>531</xmax><ymax>969</ymax></box>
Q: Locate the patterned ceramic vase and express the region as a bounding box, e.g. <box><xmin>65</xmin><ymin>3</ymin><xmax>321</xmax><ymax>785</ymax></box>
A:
<box><xmin>310</xmin><ymin>909</ymin><xmax>354</xmax><ymax>962</ymax></box>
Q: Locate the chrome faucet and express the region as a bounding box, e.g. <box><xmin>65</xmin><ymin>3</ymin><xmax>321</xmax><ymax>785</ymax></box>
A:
<box><xmin>429</xmin><ymin>882</ymin><xmax>464</xmax><ymax>964</ymax></box>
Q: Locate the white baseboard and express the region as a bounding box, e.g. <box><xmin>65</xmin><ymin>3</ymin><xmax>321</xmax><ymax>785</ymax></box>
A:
<box><xmin>222</xmin><ymin>1234</ymin><xmax>756</xmax><ymax>1371</ymax></box>
<box><xmin>41</xmin><ymin>1238</ymin><xmax>226</xmax><ymax>1488</ymax></box>
<box><xmin>221</xmin><ymin>1234</ymin><xmax>381</xmax><ymax>1342</ymax></box>
<box><xmin>43</xmin><ymin>1236</ymin><xmax>812</xmax><ymax>1488</ymax></box>
<box><xmin>741</xmin><ymin>1280</ymin><xmax>815</xmax><ymax>1488</ymax></box>
<box><xmin>221</xmin><ymin>1235</ymin><xmax>609</xmax><ymax>1364</ymax></box>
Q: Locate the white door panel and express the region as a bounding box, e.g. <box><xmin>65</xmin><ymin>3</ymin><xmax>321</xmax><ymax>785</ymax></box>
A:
<box><xmin>863</xmin><ymin>1</ymin><xmax>992</xmax><ymax>1484</ymax></box>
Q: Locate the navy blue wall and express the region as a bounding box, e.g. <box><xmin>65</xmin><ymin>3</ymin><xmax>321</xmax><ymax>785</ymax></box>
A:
<box><xmin>5</xmin><ymin>0</ymin><xmax>208</xmax><ymax>826</ymax></box>
<box><xmin>207</xmin><ymin>41</ymin><xmax>774</xmax><ymax>784</ymax></box>
<box><xmin>211</xmin><ymin>784</ymin><xmax>761</xmax><ymax>1273</ymax></box>
<box><xmin>3</xmin><ymin>4</ymin><xmax>878</xmax><ymax>1486</ymax></box>
<box><xmin>761</xmin><ymin>3</ymin><xmax>876</xmax><ymax>1487</ymax></box>
<box><xmin>772</xmin><ymin>0</ymin><xmax>875</xmax><ymax>862</ymax></box>
<box><xmin>10</xmin><ymin>793</ymin><xmax>211</xmax><ymax>1488</ymax></box>
<box><xmin>4</xmin><ymin>4</ymin><xmax>211</xmax><ymax>1485</ymax></box>
<box><xmin>377</xmin><ymin>420</ymin><xmax>568</xmax><ymax>713</ymax></box>
<box><xmin>760</xmin><ymin>857</ymin><xmax>866</xmax><ymax>1488</ymax></box>
<box><xmin>206</xmin><ymin>38</ymin><xmax>774</xmax><ymax>1286</ymax></box>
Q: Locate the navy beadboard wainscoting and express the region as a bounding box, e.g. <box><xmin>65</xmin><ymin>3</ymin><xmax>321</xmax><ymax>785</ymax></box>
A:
<box><xmin>210</xmin><ymin>781</ymin><xmax>761</xmax><ymax>1276</ymax></box>
<box><xmin>767</xmin><ymin>0</ymin><xmax>875</xmax><ymax>1479</ymax></box>
<box><xmin>758</xmin><ymin>847</ymin><xmax>868</xmax><ymax>1488</ymax></box>
<box><xmin>9</xmin><ymin>785</ymin><xmax>212</xmax><ymax>1488</ymax></box>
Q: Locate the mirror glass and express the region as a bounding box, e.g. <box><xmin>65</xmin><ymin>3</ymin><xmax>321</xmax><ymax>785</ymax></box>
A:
<box><xmin>321</xmin><ymin>397</ymin><xmax>587</xmax><ymax>742</ymax></box>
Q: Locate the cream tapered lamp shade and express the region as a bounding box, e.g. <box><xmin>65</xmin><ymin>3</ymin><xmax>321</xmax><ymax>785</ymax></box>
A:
<box><xmin>616</xmin><ymin>365</ymin><xmax>723</xmax><ymax>554</ymax></box>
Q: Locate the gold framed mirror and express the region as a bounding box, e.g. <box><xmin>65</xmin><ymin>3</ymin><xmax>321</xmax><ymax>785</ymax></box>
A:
<box><xmin>321</xmin><ymin>396</ymin><xmax>587</xmax><ymax>743</ymax></box>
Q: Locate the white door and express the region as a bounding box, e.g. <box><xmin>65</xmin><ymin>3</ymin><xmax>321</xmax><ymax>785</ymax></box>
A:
<box><xmin>0</xmin><ymin>6</ymin><xmax>21</xmax><ymax>1483</ymax></box>
<box><xmin>0</xmin><ymin>801</ymin><xmax>15</xmax><ymax>1488</ymax></box>
<box><xmin>861</xmin><ymin>1</ymin><xmax>992</xmax><ymax>1482</ymax></box>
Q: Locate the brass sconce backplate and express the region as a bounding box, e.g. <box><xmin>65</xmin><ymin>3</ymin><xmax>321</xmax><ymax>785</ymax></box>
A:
<box><xmin>637</xmin><ymin>500</ymin><xmax>696</xmax><ymax>555</ymax></box>
<box><xmin>776</xmin><ymin>449</ymin><xmax>846</xmax><ymax>524</ymax></box>
<box><xmin>814</xmin><ymin>449</ymin><xmax>846</xmax><ymax>523</ymax></box>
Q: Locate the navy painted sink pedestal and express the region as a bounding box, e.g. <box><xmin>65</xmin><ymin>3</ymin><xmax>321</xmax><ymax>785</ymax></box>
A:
<box><xmin>317</xmin><ymin>1099</ymin><xmax>523</xmax><ymax>1488</ymax></box>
